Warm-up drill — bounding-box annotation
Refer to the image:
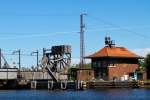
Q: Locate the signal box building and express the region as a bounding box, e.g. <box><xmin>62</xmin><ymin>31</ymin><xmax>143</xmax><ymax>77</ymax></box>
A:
<box><xmin>86</xmin><ymin>37</ymin><xmax>146</xmax><ymax>81</ymax></box>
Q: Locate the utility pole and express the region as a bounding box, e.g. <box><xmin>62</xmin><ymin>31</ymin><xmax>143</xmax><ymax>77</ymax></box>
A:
<box><xmin>0</xmin><ymin>48</ymin><xmax>1</xmax><ymax>69</ymax></box>
<box><xmin>80</xmin><ymin>13</ymin><xmax>87</xmax><ymax>68</ymax></box>
<box><xmin>12</xmin><ymin>49</ymin><xmax>21</xmax><ymax>78</ymax></box>
<box><xmin>31</xmin><ymin>50</ymin><xmax>39</xmax><ymax>67</ymax></box>
<box><xmin>43</xmin><ymin>48</ymin><xmax>46</xmax><ymax>57</ymax></box>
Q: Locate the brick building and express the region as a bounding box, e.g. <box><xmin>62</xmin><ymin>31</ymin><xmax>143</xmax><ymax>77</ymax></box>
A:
<box><xmin>69</xmin><ymin>68</ymin><xmax>94</xmax><ymax>81</ymax></box>
<box><xmin>86</xmin><ymin>37</ymin><xmax>145</xmax><ymax>81</ymax></box>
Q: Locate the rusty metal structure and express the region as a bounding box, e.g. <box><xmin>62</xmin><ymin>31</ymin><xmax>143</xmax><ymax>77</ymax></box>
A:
<box><xmin>0</xmin><ymin>45</ymin><xmax>71</xmax><ymax>82</ymax></box>
<box><xmin>41</xmin><ymin>45</ymin><xmax>71</xmax><ymax>82</ymax></box>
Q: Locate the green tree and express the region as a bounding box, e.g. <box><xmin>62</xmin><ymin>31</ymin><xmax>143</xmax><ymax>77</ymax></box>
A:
<box><xmin>145</xmin><ymin>53</ymin><xmax>150</xmax><ymax>79</ymax></box>
<box><xmin>139</xmin><ymin>59</ymin><xmax>146</xmax><ymax>69</ymax></box>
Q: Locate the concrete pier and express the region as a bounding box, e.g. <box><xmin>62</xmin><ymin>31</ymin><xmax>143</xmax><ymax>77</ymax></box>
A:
<box><xmin>31</xmin><ymin>81</ymin><xmax>37</xmax><ymax>89</ymax></box>
<box><xmin>76</xmin><ymin>80</ymin><xmax>86</xmax><ymax>90</ymax></box>
<box><xmin>86</xmin><ymin>81</ymin><xmax>139</xmax><ymax>88</ymax></box>
<box><xmin>48</xmin><ymin>81</ymin><xmax>54</xmax><ymax>90</ymax></box>
<box><xmin>61</xmin><ymin>81</ymin><xmax>67</xmax><ymax>90</ymax></box>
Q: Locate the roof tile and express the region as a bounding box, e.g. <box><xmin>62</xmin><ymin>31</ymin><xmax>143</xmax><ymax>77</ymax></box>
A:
<box><xmin>87</xmin><ymin>46</ymin><xmax>142</xmax><ymax>58</ymax></box>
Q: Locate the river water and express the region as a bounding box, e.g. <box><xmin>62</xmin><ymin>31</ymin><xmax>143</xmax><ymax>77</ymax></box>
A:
<box><xmin>0</xmin><ymin>89</ymin><xmax>149</xmax><ymax>100</ymax></box>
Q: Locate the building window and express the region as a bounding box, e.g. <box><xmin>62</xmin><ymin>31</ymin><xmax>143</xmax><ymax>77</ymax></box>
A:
<box><xmin>97</xmin><ymin>61</ymin><xmax>101</xmax><ymax>67</ymax></box>
<box><xmin>101</xmin><ymin>61</ymin><xmax>107</xmax><ymax>67</ymax></box>
<box><xmin>92</xmin><ymin>61</ymin><xmax>98</xmax><ymax>68</ymax></box>
<box><xmin>89</xmin><ymin>72</ymin><xmax>91</xmax><ymax>75</ymax></box>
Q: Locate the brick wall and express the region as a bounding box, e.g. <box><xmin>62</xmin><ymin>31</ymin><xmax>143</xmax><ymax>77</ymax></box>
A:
<box><xmin>108</xmin><ymin>64</ymin><xmax>138</xmax><ymax>80</ymax></box>
<box><xmin>77</xmin><ymin>70</ymin><xmax>94</xmax><ymax>81</ymax></box>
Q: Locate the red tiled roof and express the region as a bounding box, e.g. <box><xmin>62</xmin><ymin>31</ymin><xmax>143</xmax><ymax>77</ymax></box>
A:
<box><xmin>87</xmin><ymin>46</ymin><xmax>142</xmax><ymax>58</ymax></box>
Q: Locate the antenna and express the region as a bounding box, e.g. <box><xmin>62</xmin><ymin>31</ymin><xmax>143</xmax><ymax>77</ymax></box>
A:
<box><xmin>105</xmin><ymin>36</ymin><xmax>115</xmax><ymax>47</ymax></box>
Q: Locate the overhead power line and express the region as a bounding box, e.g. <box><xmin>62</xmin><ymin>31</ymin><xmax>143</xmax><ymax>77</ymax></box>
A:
<box><xmin>0</xmin><ymin>15</ymin><xmax>149</xmax><ymax>41</ymax></box>
<box><xmin>0</xmin><ymin>31</ymin><xmax>79</xmax><ymax>40</ymax></box>
<box><xmin>88</xmin><ymin>15</ymin><xmax>150</xmax><ymax>39</ymax></box>
<box><xmin>3</xmin><ymin>53</ymin><xmax>43</xmax><ymax>57</ymax></box>
<box><xmin>0</xmin><ymin>13</ymin><xmax>76</xmax><ymax>16</ymax></box>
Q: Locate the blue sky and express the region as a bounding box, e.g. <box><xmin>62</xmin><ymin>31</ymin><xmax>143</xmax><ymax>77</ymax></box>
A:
<box><xmin>0</xmin><ymin>0</ymin><xmax>150</xmax><ymax>67</ymax></box>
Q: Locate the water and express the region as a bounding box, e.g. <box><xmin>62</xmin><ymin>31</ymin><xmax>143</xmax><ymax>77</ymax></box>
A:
<box><xmin>0</xmin><ymin>89</ymin><xmax>149</xmax><ymax>100</ymax></box>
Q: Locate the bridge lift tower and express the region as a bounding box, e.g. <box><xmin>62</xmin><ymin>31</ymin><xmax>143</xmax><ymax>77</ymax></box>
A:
<box><xmin>41</xmin><ymin>45</ymin><xmax>71</xmax><ymax>82</ymax></box>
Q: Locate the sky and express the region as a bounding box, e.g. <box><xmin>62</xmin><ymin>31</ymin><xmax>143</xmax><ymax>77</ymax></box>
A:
<box><xmin>0</xmin><ymin>0</ymin><xmax>150</xmax><ymax>68</ymax></box>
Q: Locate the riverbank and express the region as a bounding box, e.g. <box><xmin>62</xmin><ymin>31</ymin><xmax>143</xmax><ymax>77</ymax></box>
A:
<box><xmin>87</xmin><ymin>81</ymin><xmax>150</xmax><ymax>88</ymax></box>
<box><xmin>1</xmin><ymin>80</ymin><xmax>150</xmax><ymax>90</ymax></box>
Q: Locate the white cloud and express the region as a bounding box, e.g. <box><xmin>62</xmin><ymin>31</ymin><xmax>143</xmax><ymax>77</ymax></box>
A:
<box><xmin>132</xmin><ymin>48</ymin><xmax>150</xmax><ymax>57</ymax></box>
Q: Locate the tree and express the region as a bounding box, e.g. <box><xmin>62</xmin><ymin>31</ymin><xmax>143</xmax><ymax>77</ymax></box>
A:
<box><xmin>139</xmin><ymin>59</ymin><xmax>146</xmax><ymax>69</ymax></box>
<box><xmin>145</xmin><ymin>53</ymin><xmax>150</xmax><ymax>79</ymax></box>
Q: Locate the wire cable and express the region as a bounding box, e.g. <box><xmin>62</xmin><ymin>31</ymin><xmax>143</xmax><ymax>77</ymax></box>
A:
<box><xmin>88</xmin><ymin>15</ymin><xmax>150</xmax><ymax>39</ymax></box>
